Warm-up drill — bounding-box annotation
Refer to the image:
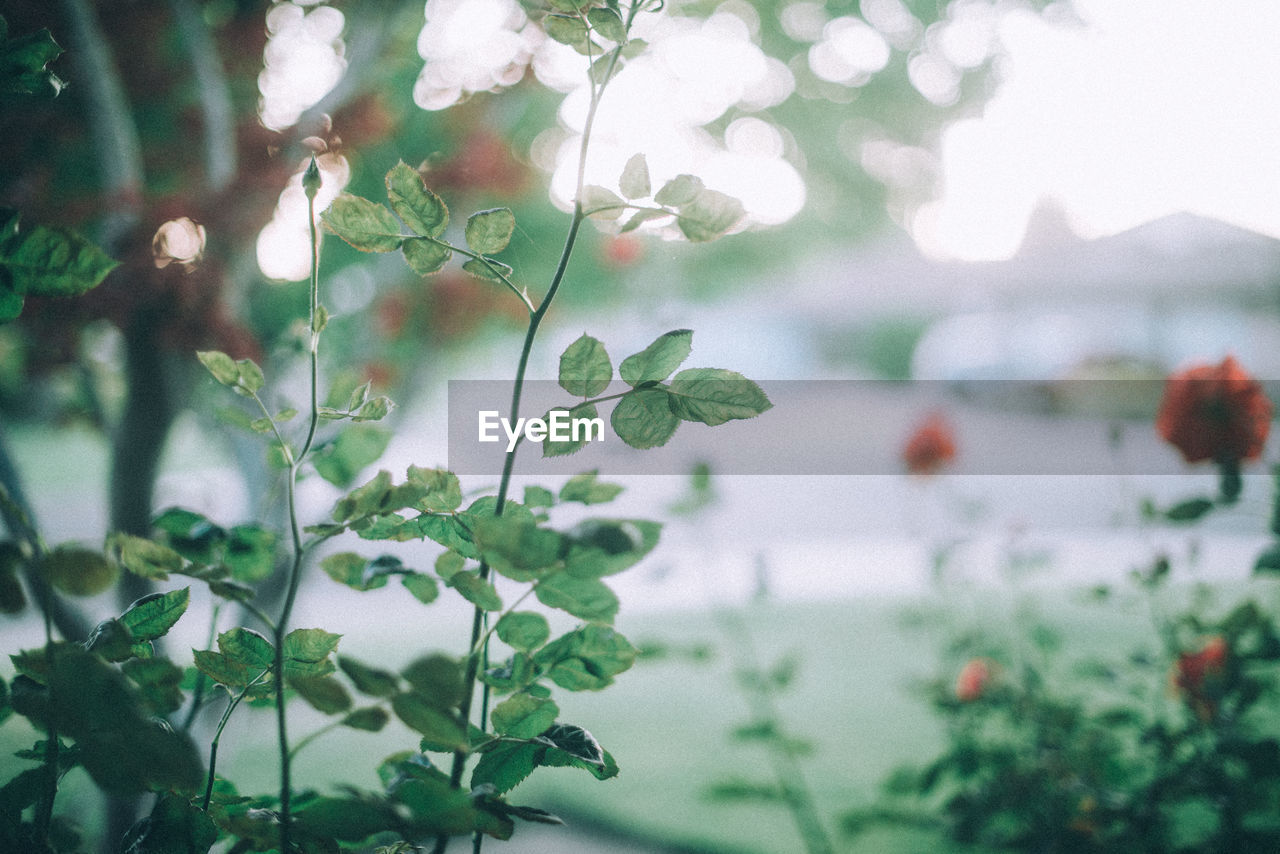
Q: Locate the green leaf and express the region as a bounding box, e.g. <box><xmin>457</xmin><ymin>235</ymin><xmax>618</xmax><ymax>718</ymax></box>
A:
<box><xmin>559</xmin><ymin>471</ymin><xmax>623</xmax><ymax>505</ymax></box>
<box><xmin>224</xmin><ymin>525</ymin><xmax>276</xmax><ymax>582</ymax></box>
<box><xmin>193</xmin><ymin>650</ymin><xmax>254</xmax><ymax>688</ymax></box>
<box><xmin>352</xmin><ymin>395</ymin><xmax>393</xmax><ymax>422</ymax></box>
<box><xmin>85</xmin><ymin>617</ymin><xmax>138</xmax><ymax>662</ymax></box>
<box><xmin>465</xmin><ymin>208</ymin><xmax>515</xmax><ymax>254</ymax></box>
<box><xmin>402</xmin><ymin>654</ymin><xmax>466</xmax><ymax>709</ymax></box>
<box><xmin>1255</xmin><ymin>543</ymin><xmax>1280</xmax><ymax>575</ymax></box>
<box><xmin>321</xmin><ymin>552</ymin><xmax>387</xmax><ymax>590</ymax></box>
<box><xmin>294</xmin><ymin>794</ymin><xmax>397</xmax><ymax>843</ymax></box>
<box><xmin>558</xmin><ymin>334</ymin><xmax>613</xmax><ymax>397</ymax></box>
<box><xmin>587</xmin><ymin>7</ymin><xmax>627</xmax><ymax>43</ymax></box>
<box><xmin>611</xmin><ymin>388</ymin><xmax>679</xmax><ymax>449</ymax></box>
<box><xmin>120</xmin><ymin>792</ymin><xmax>218</xmax><ymax>854</ymax></box>
<box><xmin>314</xmin><ymin>425</ymin><xmax>392</xmax><ymax>488</ymax></box>
<box><xmin>619</xmin><ymin>329</ymin><xmax>692</xmax><ymax>386</ymax></box>
<box><xmin>339</xmin><ymin>655</ymin><xmax>400</xmax><ymax>697</ymax></box>
<box><xmin>0</xmin><ymin>223</ymin><xmax>117</xmax><ymax>297</ymax></box>
<box><xmin>119</xmin><ymin>588</ymin><xmax>189</xmax><ymax>642</ymax></box>
<box><xmin>581</xmin><ymin>185</ymin><xmax>625</xmax><ymax>220</ymax></box>
<box><xmin>407</xmin><ymin>466</ymin><xmax>463</xmax><ymax>512</ymax></box>
<box><xmin>196</xmin><ymin>350</ymin><xmax>239</xmax><ymax>387</ymax></box>
<box><xmin>544</xmin><ymin>14</ymin><xmax>590</xmax><ymax>51</ymax></box>
<box><xmin>435</xmin><ymin>550</ymin><xmax>466</xmax><ymax>579</ymax></box>
<box><xmin>471</xmin><ymin>741</ymin><xmax>540</xmax><ymax>795</ymax></box>
<box><xmin>534</xmin><ymin>573</ymin><xmax>619</xmax><ymax>623</ymax></box>
<box><xmin>283</xmin><ymin>628</ymin><xmax>342</xmax><ymax>677</ymax></box>
<box><xmin>40</xmin><ymin>545</ymin><xmax>118</xmax><ymax>596</ymax></box>
<box><xmin>343</xmin><ymin>706</ymin><xmax>390</xmax><ymax>731</ymax></box>
<box><xmin>385</xmin><ymin>161</ymin><xmax>449</xmax><ymax>238</ymax></box>
<box><xmin>654</xmin><ymin>174</ymin><xmax>703</xmax><ymax>207</ymax></box>
<box><xmin>473</xmin><ymin>516</ymin><xmax>565</xmax><ymax>582</ymax></box>
<box><xmin>403</xmin><ymin>237</ymin><xmax>452</xmax><ymax>275</ymax></box>
<box><xmin>536</xmin><ymin>723</ymin><xmax>605</xmax><ymax>766</ymax></box>
<box><xmin>402</xmin><ymin>573</ymin><xmax>440</xmax><ymax>604</ymax></box>
<box><xmin>446</xmin><ymin>569</ymin><xmax>503</xmax><ymax>611</ymax></box>
<box><xmin>333</xmin><ymin>470</ymin><xmax>394</xmax><ymax>522</ymax></box>
<box><xmin>108</xmin><ymin>533</ymin><xmax>185</xmax><ymax>581</ymax></box>
<box><xmin>392</xmin><ymin>693</ymin><xmax>468</xmax><ymax>751</ymax></box>
<box><xmin>462</xmin><ymin>257</ymin><xmax>514</xmax><ymax>282</ymax></box>
<box><xmin>1164</xmin><ymin>497</ymin><xmax>1215</xmax><ymax>523</ymax></box>
<box><xmin>619</xmin><ymin>208</ymin><xmax>669</xmax><ymax>233</ymax></box>
<box><xmin>496</xmin><ymin>611</ymin><xmax>551</xmax><ymax>653</ymax></box>
<box><xmin>235</xmin><ymin>358</ymin><xmax>264</xmax><ymax>394</ymax></box>
<box><xmin>218</xmin><ymin>627</ymin><xmax>275</xmax><ymax>670</ymax></box>
<box><xmin>523</xmin><ymin>486</ymin><xmax>555</xmax><ymax>509</ymax></box>
<box><xmin>619</xmin><ymin>153</ymin><xmax>651</xmax><ymax>200</ymax></box>
<box><xmin>288</xmin><ymin>674</ymin><xmax>352</xmax><ymax>714</ymax></box>
<box><xmin>564</xmin><ymin>518</ymin><xmax>661</xmax><ymax>578</ymax></box>
<box><xmin>492</xmin><ymin>693</ymin><xmax>559</xmax><ymax>739</ymax></box>
<box><xmin>0</xmin><ymin>25</ymin><xmax>67</xmax><ymax>97</ymax></box>
<box><xmin>542</xmin><ymin>404</ymin><xmax>600</xmax><ymax>457</ymax></box>
<box><xmin>677</xmin><ymin>189</ymin><xmax>745</xmax><ymax>242</ymax></box>
<box><xmin>535</xmin><ymin>624</ymin><xmax>636</xmax><ymax>691</ymax></box>
<box><xmin>666</xmin><ymin>368</ymin><xmax>772</xmax><ymax>425</ymax></box>
<box><xmin>321</xmin><ymin>193</ymin><xmax>404</xmax><ymax>252</ymax></box>
<box><xmin>122</xmin><ymin>657</ymin><xmax>185</xmax><ymax>715</ymax></box>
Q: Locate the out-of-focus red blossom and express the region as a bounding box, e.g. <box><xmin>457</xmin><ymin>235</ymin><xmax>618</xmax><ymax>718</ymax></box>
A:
<box><xmin>1171</xmin><ymin>636</ymin><xmax>1228</xmax><ymax>722</ymax></box>
<box><xmin>601</xmin><ymin>235</ymin><xmax>643</xmax><ymax>267</ymax></box>
<box><xmin>1155</xmin><ymin>356</ymin><xmax>1272</xmax><ymax>464</ymax></box>
<box><xmin>955</xmin><ymin>658</ymin><xmax>994</xmax><ymax>702</ymax></box>
<box><xmin>902</xmin><ymin>412</ymin><xmax>957</xmax><ymax>476</ymax></box>
<box><xmin>427</xmin><ymin>271</ymin><xmax>525</xmax><ymax>341</ymax></box>
<box><xmin>361</xmin><ymin>361</ymin><xmax>397</xmax><ymax>390</ymax></box>
<box><xmin>374</xmin><ymin>291</ymin><xmax>412</xmax><ymax>340</ymax></box>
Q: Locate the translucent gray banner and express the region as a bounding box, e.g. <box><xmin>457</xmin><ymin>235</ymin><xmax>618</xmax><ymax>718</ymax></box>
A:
<box><xmin>446</xmin><ymin>379</ymin><xmax>1268</xmax><ymax>476</ymax></box>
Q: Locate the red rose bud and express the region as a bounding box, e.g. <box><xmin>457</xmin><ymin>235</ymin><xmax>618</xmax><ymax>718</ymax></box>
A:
<box><xmin>955</xmin><ymin>658</ymin><xmax>994</xmax><ymax>702</ymax></box>
<box><xmin>903</xmin><ymin>412</ymin><xmax>957</xmax><ymax>476</ymax></box>
<box><xmin>1155</xmin><ymin>356</ymin><xmax>1271</xmax><ymax>465</ymax></box>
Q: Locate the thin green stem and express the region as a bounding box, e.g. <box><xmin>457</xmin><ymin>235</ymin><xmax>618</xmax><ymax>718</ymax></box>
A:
<box><xmin>273</xmin><ymin>173</ymin><xmax>324</xmax><ymax>854</ymax></box>
<box><xmin>288</xmin><ymin>718</ymin><xmax>344</xmax><ymax>761</ymax></box>
<box><xmin>181</xmin><ymin>603</ymin><xmax>222</xmax><ymax>732</ymax></box>
<box><xmin>434</xmin><ymin>33</ymin><xmax>629</xmax><ymax>854</ymax></box>
<box><xmin>470</xmin><ymin>584</ymin><xmax>541</xmax><ymax>657</ymax></box>
<box><xmin>202</xmin><ymin>670</ymin><xmax>269</xmax><ymax>812</ymax></box>
<box><xmin>421</xmin><ymin>234</ymin><xmax>535</xmax><ymax>314</ymax></box>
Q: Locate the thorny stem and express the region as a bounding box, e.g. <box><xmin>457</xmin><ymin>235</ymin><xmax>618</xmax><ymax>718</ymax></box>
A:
<box><xmin>435</xmin><ymin>21</ymin><xmax>632</xmax><ymax>854</ymax></box>
<box><xmin>274</xmin><ymin>161</ymin><xmax>324</xmax><ymax>854</ymax></box>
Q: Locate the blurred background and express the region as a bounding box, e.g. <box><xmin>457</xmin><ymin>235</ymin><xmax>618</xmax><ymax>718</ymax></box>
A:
<box><xmin>3</xmin><ymin>0</ymin><xmax>1280</xmax><ymax>851</ymax></box>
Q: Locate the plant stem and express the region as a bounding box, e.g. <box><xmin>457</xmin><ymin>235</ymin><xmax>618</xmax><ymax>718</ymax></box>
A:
<box><xmin>181</xmin><ymin>603</ymin><xmax>222</xmax><ymax>732</ymax></box>
<box><xmin>718</xmin><ymin>609</ymin><xmax>835</xmax><ymax>854</ymax></box>
<box><xmin>273</xmin><ymin>168</ymin><xmax>324</xmax><ymax>854</ymax></box>
<box><xmin>433</xmin><ymin>33</ymin><xmax>628</xmax><ymax>854</ymax></box>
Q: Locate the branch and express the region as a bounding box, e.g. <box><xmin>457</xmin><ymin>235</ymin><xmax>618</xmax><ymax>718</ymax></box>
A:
<box><xmin>169</xmin><ymin>0</ymin><xmax>237</xmax><ymax>192</ymax></box>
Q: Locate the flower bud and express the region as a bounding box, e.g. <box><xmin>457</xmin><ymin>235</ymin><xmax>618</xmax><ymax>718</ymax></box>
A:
<box><xmin>302</xmin><ymin>157</ymin><xmax>322</xmax><ymax>200</ymax></box>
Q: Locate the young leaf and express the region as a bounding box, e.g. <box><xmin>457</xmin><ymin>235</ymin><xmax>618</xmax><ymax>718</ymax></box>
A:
<box><xmin>654</xmin><ymin>174</ymin><xmax>704</xmax><ymax>207</ymax></box>
<box><xmin>40</xmin><ymin>545</ymin><xmax>118</xmax><ymax>596</ymax></box>
<box><xmin>236</xmin><ymin>358</ymin><xmax>264</xmax><ymax>394</ymax></box>
<box><xmin>534</xmin><ymin>624</ymin><xmax>637</xmax><ymax>691</ymax></box>
<box><xmin>289</xmin><ymin>674</ymin><xmax>353</xmax><ymax>715</ymax></box>
<box><xmin>119</xmin><ymin>588</ymin><xmax>190</xmax><ymax>642</ymax></box>
<box><xmin>1</xmin><ymin>223</ymin><xmax>117</xmax><ymax>297</ymax></box>
<box><xmin>401</xmin><ymin>654</ymin><xmax>466</xmax><ymax>709</ymax></box>
<box><xmin>677</xmin><ymin>189</ymin><xmax>745</xmax><ymax>242</ymax></box>
<box><xmin>462</xmin><ymin>257</ymin><xmax>514</xmax><ymax>282</ymax></box>
<box><xmin>666</xmin><ymin>368</ymin><xmax>772</xmax><ymax>425</ymax></box>
<box><xmin>523</xmin><ymin>486</ymin><xmax>556</xmax><ymax>509</ymax></box>
<box><xmin>313</xmin><ymin>424</ymin><xmax>392</xmax><ymax>488</ymax></box>
<box><xmin>542</xmin><ymin>404</ymin><xmax>599</xmax><ymax>457</ymax></box>
<box><xmin>491</xmin><ymin>693</ymin><xmax>559</xmax><ymax>739</ymax></box>
<box><xmin>343</xmin><ymin>706</ymin><xmax>390</xmax><ymax>732</ymax></box>
<box><xmin>283</xmin><ymin>628</ymin><xmax>342</xmax><ymax>677</ymax></box>
<box><xmin>619</xmin><ymin>153</ymin><xmax>651</xmax><ymax>200</ymax></box>
<box><xmin>385</xmin><ymin>161</ymin><xmax>449</xmax><ymax>238</ymax></box>
<box><xmin>559</xmin><ymin>471</ymin><xmax>623</xmax><ymax>505</ymax></box>
<box><xmin>610</xmin><ymin>388</ymin><xmax>679</xmax><ymax>449</ymax></box>
<box><xmin>218</xmin><ymin>627</ymin><xmax>275</xmax><ymax>670</ymax></box>
<box><xmin>543</xmin><ymin>14</ymin><xmax>590</xmax><ymax>51</ymax></box>
<box><xmin>558</xmin><ymin>334</ymin><xmax>612</xmax><ymax>397</ymax></box>
<box><xmin>321</xmin><ymin>194</ymin><xmax>404</xmax><ymax>253</ymax></box>
<box><xmin>445</xmin><ymin>570</ymin><xmax>503</xmax><ymax>611</ymax></box>
<box><xmin>435</xmin><ymin>550</ymin><xmax>466</xmax><ymax>579</ymax></box>
<box><xmin>403</xmin><ymin>237</ymin><xmax>452</xmax><ymax>275</ymax></box>
<box><xmin>391</xmin><ymin>693</ymin><xmax>468</xmax><ymax>751</ymax></box>
<box><xmin>496</xmin><ymin>612</ymin><xmax>551</xmax><ymax>653</ymax></box>
<box><xmin>196</xmin><ymin>350</ymin><xmax>239</xmax><ymax>388</ymax></box>
<box><xmin>619</xmin><ymin>329</ymin><xmax>692</xmax><ymax>386</ymax></box>
<box><xmin>619</xmin><ymin>207</ymin><xmax>668</xmax><ymax>233</ymax></box>
<box><xmin>339</xmin><ymin>655</ymin><xmax>400</xmax><ymax>697</ymax></box>
<box><xmin>109</xmin><ymin>533</ymin><xmax>185</xmax><ymax>581</ymax></box>
<box><xmin>472</xmin><ymin>516</ymin><xmax>565</xmax><ymax>582</ymax></box>
<box><xmin>580</xmin><ymin>185</ymin><xmax>625</xmax><ymax>220</ymax></box>
<box><xmin>321</xmin><ymin>552</ymin><xmax>389</xmax><ymax>591</ymax></box>
<box><xmin>533</xmin><ymin>572</ymin><xmax>619</xmax><ymax>623</ymax></box>
<box><xmin>564</xmin><ymin>518</ymin><xmax>661</xmax><ymax>578</ymax></box>
<box><xmin>402</xmin><ymin>573</ymin><xmax>440</xmax><ymax>604</ymax></box>
<box><xmin>471</xmin><ymin>741</ymin><xmax>540</xmax><ymax>795</ymax></box>
<box><xmin>464</xmin><ymin>208</ymin><xmax>515</xmax><ymax>255</ymax></box>
<box><xmin>223</xmin><ymin>525</ymin><xmax>276</xmax><ymax>583</ymax></box>
<box><xmin>587</xmin><ymin>7</ymin><xmax>627</xmax><ymax>43</ymax></box>
<box><xmin>407</xmin><ymin>466</ymin><xmax>463</xmax><ymax>512</ymax></box>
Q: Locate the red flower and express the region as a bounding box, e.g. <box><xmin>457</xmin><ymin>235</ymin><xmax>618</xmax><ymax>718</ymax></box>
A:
<box><xmin>955</xmin><ymin>658</ymin><xmax>994</xmax><ymax>702</ymax></box>
<box><xmin>1172</xmin><ymin>636</ymin><xmax>1228</xmax><ymax>722</ymax></box>
<box><xmin>902</xmin><ymin>412</ymin><xmax>956</xmax><ymax>476</ymax></box>
<box><xmin>1155</xmin><ymin>356</ymin><xmax>1271</xmax><ymax>464</ymax></box>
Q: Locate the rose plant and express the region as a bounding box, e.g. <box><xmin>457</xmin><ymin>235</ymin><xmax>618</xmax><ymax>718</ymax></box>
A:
<box><xmin>0</xmin><ymin>3</ymin><xmax>775</xmax><ymax>853</ymax></box>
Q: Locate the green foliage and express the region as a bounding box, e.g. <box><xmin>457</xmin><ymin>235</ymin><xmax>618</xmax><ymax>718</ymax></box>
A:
<box><xmin>0</xmin><ymin>15</ymin><xmax>65</xmax><ymax>97</ymax></box>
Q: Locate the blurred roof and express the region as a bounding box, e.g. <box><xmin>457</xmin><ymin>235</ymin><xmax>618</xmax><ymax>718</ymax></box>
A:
<box><xmin>787</xmin><ymin>207</ymin><xmax>1280</xmax><ymax>321</ymax></box>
